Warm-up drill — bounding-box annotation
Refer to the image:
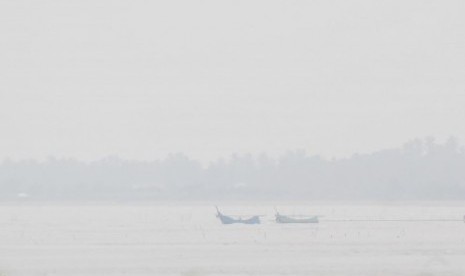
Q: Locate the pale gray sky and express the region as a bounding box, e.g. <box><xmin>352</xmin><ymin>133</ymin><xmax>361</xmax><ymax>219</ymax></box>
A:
<box><xmin>1</xmin><ymin>0</ymin><xmax>464</xmax><ymax>162</ymax></box>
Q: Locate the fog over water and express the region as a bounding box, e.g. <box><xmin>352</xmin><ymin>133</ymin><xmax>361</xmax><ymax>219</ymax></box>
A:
<box><xmin>1</xmin><ymin>1</ymin><xmax>465</xmax><ymax>275</ymax></box>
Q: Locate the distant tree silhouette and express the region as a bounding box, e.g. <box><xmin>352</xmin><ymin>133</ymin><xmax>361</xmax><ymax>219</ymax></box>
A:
<box><xmin>0</xmin><ymin>137</ymin><xmax>464</xmax><ymax>200</ymax></box>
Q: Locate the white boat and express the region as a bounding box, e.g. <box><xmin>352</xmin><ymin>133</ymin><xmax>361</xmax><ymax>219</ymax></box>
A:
<box><xmin>215</xmin><ymin>206</ymin><xmax>261</xmax><ymax>225</ymax></box>
<box><xmin>275</xmin><ymin>208</ymin><xmax>319</xmax><ymax>223</ymax></box>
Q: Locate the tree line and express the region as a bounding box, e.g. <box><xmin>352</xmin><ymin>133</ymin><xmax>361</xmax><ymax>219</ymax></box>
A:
<box><xmin>1</xmin><ymin>137</ymin><xmax>464</xmax><ymax>200</ymax></box>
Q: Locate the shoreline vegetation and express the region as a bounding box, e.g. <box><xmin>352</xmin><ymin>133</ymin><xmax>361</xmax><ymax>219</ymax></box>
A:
<box><xmin>1</xmin><ymin>137</ymin><xmax>464</xmax><ymax>201</ymax></box>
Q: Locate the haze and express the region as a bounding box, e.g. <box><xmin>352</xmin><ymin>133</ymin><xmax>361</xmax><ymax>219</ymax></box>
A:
<box><xmin>1</xmin><ymin>0</ymin><xmax>464</xmax><ymax>163</ymax></box>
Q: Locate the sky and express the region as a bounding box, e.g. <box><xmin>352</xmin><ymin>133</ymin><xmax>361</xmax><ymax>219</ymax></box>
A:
<box><xmin>1</xmin><ymin>0</ymin><xmax>464</xmax><ymax>163</ymax></box>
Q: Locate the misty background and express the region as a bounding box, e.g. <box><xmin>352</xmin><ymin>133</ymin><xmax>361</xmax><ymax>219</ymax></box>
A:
<box><xmin>1</xmin><ymin>1</ymin><xmax>464</xmax><ymax>201</ymax></box>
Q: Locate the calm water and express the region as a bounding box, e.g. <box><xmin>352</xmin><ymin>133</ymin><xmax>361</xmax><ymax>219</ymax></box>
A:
<box><xmin>1</xmin><ymin>202</ymin><xmax>465</xmax><ymax>275</ymax></box>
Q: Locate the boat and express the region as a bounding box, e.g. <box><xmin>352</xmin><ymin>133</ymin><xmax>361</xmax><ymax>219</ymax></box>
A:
<box><xmin>275</xmin><ymin>209</ymin><xmax>319</xmax><ymax>223</ymax></box>
<box><xmin>215</xmin><ymin>206</ymin><xmax>261</xmax><ymax>224</ymax></box>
